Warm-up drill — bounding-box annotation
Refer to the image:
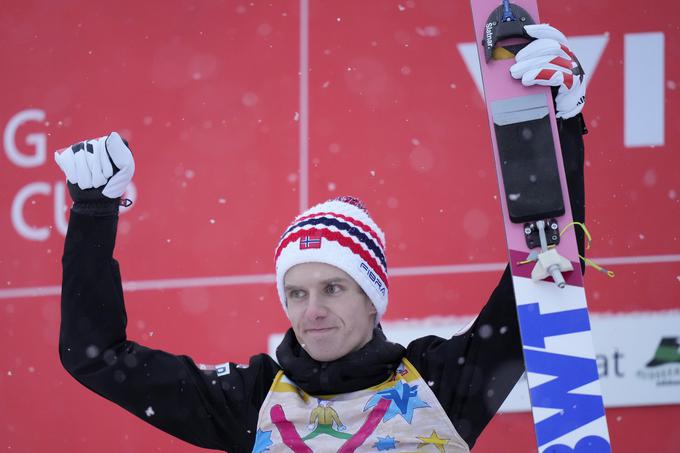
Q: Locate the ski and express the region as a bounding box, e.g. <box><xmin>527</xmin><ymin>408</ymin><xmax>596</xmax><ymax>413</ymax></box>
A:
<box><xmin>469</xmin><ymin>1</ymin><xmax>612</xmax><ymax>451</ymax></box>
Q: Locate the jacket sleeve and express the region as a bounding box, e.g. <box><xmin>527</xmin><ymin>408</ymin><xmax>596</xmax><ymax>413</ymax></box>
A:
<box><xmin>405</xmin><ymin>113</ymin><xmax>587</xmax><ymax>449</ymax></box>
<box><xmin>58</xmin><ymin>210</ymin><xmax>280</xmax><ymax>453</ymax></box>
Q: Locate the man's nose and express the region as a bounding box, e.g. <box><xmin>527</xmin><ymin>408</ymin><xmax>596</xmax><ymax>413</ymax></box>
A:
<box><xmin>304</xmin><ymin>292</ymin><xmax>328</xmax><ymax>319</ymax></box>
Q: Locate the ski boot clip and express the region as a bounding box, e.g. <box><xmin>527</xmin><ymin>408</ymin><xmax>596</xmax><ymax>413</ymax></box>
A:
<box><xmin>483</xmin><ymin>0</ymin><xmax>535</xmax><ymax>61</ymax></box>
<box><xmin>528</xmin><ymin>219</ymin><xmax>573</xmax><ymax>288</ymax></box>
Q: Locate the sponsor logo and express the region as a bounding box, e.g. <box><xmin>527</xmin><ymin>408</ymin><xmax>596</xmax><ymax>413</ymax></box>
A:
<box><xmin>516</xmin><ymin>303</ymin><xmax>607</xmax><ymax>445</ymax></box>
<box><xmin>636</xmin><ymin>337</ymin><xmax>680</xmax><ymax>386</ymax></box>
<box><xmin>485</xmin><ymin>22</ymin><xmax>494</xmax><ymax>49</ymax></box>
<box><xmin>360</xmin><ymin>262</ymin><xmax>386</xmax><ymax>296</ymax></box>
<box><xmin>197</xmin><ymin>361</ymin><xmax>232</xmax><ymax>377</ymax></box>
<box><xmin>596</xmin><ymin>349</ymin><xmax>625</xmax><ymax>379</ymax></box>
<box><xmin>216</xmin><ymin>363</ymin><xmax>231</xmax><ymax>377</ymax></box>
<box><xmin>200</xmin><ymin>362</ymin><xmax>232</xmax><ymax>377</ymax></box>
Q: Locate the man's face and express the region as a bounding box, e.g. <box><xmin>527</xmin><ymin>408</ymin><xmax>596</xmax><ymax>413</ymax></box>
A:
<box><xmin>284</xmin><ymin>262</ymin><xmax>376</xmax><ymax>362</ymax></box>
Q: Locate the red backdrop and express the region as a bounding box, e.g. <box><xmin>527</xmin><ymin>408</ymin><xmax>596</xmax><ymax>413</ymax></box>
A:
<box><xmin>1</xmin><ymin>1</ymin><xmax>679</xmax><ymax>451</ymax></box>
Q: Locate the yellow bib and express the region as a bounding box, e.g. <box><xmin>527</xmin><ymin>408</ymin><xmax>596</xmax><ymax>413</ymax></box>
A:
<box><xmin>253</xmin><ymin>358</ymin><xmax>469</xmax><ymax>452</ymax></box>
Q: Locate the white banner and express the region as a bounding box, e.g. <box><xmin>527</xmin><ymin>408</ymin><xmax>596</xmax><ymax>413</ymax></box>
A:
<box><xmin>268</xmin><ymin>310</ymin><xmax>680</xmax><ymax>411</ymax></box>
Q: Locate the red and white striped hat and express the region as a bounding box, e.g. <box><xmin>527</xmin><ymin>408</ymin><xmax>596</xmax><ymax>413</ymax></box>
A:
<box><xmin>274</xmin><ymin>196</ymin><xmax>388</xmax><ymax>322</ymax></box>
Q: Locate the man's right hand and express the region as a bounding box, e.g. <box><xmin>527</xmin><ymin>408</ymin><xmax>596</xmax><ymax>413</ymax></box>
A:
<box><xmin>54</xmin><ymin>132</ymin><xmax>135</xmax><ymax>209</ymax></box>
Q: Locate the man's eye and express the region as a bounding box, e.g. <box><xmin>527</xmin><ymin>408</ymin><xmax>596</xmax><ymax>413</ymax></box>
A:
<box><xmin>326</xmin><ymin>284</ymin><xmax>342</xmax><ymax>295</ymax></box>
<box><xmin>288</xmin><ymin>289</ymin><xmax>306</xmax><ymax>299</ymax></box>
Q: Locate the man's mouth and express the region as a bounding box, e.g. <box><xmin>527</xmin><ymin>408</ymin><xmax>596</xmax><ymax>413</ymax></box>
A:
<box><xmin>305</xmin><ymin>327</ymin><xmax>337</xmax><ymax>335</ymax></box>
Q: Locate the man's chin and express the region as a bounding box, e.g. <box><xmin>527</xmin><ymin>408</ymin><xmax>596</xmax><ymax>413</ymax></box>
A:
<box><xmin>308</xmin><ymin>350</ymin><xmax>344</xmax><ymax>362</ymax></box>
<box><xmin>304</xmin><ymin>341</ymin><xmax>346</xmax><ymax>362</ymax></box>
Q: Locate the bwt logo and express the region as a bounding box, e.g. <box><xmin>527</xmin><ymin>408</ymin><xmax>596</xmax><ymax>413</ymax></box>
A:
<box><xmin>4</xmin><ymin>109</ymin><xmax>136</xmax><ymax>241</ymax></box>
<box><xmin>359</xmin><ymin>262</ymin><xmax>386</xmax><ymax>296</ymax></box>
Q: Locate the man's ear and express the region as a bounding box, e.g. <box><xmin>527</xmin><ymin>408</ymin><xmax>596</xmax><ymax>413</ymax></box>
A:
<box><xmin>367</xmin><ymin>299</ymin><xmax>377</xmax><ymax>315</ymax></box>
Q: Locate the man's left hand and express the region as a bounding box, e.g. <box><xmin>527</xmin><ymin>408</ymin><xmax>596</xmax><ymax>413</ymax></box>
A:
<box><xmin>510</xmin><ymin>24</ymin><xmax>586</xmax><ymax>119</ymax></box>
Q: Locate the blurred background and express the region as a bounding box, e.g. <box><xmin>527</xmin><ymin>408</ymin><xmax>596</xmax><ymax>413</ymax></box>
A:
<box><xmin>1</xmin><ymin>0</ymin><xmax>678</xmax><ymax>451</ymax></box>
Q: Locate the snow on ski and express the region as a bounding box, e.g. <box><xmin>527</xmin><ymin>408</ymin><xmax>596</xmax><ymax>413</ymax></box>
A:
<box><xmin>469</xmin><ymin>0</ymin><xmax>612</xmax><ymax>451</ymax></box>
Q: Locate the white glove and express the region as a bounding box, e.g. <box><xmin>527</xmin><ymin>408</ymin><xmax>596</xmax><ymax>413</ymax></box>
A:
<box><xmin>54</xmin><ymin>132</ymin><xmax>134</xmax><ymax>199</ymax></box>
<box><xmin>510</xmin><ymin>24</ymin><xmax>586</xmax><ymax>119</ymax></box>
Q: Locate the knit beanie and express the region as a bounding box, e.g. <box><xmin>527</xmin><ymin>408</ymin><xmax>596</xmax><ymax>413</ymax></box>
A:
<box><xmin>274</xmin><ymin>196</ymin><xmax>388</xmax><ymax>323</ymax></box>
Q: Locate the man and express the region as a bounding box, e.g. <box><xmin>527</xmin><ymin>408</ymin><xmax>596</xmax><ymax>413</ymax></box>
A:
<box><xmin>57</xmin><ymin>24</ymin><xmax>587</xmax><ymax>452</ymax></box>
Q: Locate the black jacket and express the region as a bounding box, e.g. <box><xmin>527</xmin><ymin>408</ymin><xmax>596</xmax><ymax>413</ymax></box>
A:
<box><xmin>59</xmin><ymin>115</ymin><xmax>586</xmax><ymax>452</ymax></box>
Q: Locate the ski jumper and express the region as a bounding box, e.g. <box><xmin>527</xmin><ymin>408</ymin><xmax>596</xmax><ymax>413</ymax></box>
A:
<box><xmin>59</xmin><ymin>114</ymin><xmax>586</xmax><ymax>452</ymax></box>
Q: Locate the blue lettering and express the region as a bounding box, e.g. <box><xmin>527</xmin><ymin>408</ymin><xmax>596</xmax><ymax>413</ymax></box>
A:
<box><xmin>525</xmin><ymin>349</ymin><xmax>605</xmax><ymax>446</ymax></box>
<box><xmin>359</xmin><ymin>261</ymin><xmax>386</xmax><ymax>296</ymax></box>
<box><xmin>518</xmin><ymin>303</ymin><xmax>592</xmax><ymax>348</ymax></box>
<box><xmin>544</xmin><ymin>435</ymin><xmax>610</xmax><ymax>452</ymax></box>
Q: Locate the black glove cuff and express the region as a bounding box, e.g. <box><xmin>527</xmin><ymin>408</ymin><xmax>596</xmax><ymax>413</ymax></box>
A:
<box><xmin>71</xmin><ymin>198</ymin><xmax>121</xmax><ymax>217</ymax></box>
<box><xmin>66</xmin><ymin>180</ymin><xmax>123</xmax><ymax>216</ymax></box>
<box><xmin>557</xmin><ymin>112</ymin><xmax>588</xmax><ymax>136</ymax></box>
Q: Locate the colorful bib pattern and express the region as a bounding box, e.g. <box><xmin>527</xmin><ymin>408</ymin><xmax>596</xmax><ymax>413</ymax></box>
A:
<box><xmin>254</xmin><ymin>359</ymin><xmax>469</xmax><ymax>452</ymax></box>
